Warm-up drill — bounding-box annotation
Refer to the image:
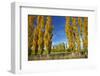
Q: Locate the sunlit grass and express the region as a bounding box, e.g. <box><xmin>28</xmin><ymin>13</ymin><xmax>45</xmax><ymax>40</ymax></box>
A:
<box><xmin>28</xmin><ymin>48</ymin><xmax>88</xmax><ymax>60</ymax></box>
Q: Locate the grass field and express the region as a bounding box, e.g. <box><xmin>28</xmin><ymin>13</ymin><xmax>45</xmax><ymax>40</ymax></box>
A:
<box><xmin>28</xmin><ymin>49</ymin><xmax>88</xmax><ymax>61</ymax></box>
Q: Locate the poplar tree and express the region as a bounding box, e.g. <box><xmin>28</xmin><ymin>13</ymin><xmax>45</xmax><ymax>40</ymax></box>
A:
<box><xmin>28</xmin><ymin>15</ymin><xmax>35</xmax><ymax>55</ymax></box>
<box><xmin>72</xmin><ymin>17</ymin><xmax>80</xmax><ymax>52</ymax></box>
<box><xmin>32</xmin><ymin>26</ymin><xmax>39</xmax><ymax>55</ymax></box>
<box><xmin>44</xmin><ymin>16</ymin><xmax>53</xmax><ymax>54</ymax></box>
<box><xmin>65</xmin><ymin>17</ymin><xmax>74</xmax><ymax>51</ymax></box>
<box><xmin>37</xmin><ymin>16</ymin><xmax>45</xmax><ymax>55</ymax></box>
<box><xmin>32</xmin><ymin>16</ymin><xmax>41</xmax><ymax>55</ymax></box>
<box><xmin>83</xmin><ymin>17</ymin><xmax>88</xmax><ymax>49</ymax></box>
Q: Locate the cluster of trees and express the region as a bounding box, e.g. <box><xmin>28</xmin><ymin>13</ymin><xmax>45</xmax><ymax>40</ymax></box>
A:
<box><xmin>28</xmin><ymin>15</ymin><xmax>53</xmax><ymax>55</ymax></box>
<box><xmin>65</xmin><ymin>17</ymin><xmax>88</xmax><ymax>53</ymax></box>
<box><xmin>28</xmin><ymin>15</ymin><xmax>35</xmax><ymax>55</ymax></box>
<box><xmin>52</xmin><ymin>43</ymin><xmax>66</xmax><ymax>52</ymax></box>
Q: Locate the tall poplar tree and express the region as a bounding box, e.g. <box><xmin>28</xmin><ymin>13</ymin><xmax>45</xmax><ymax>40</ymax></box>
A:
<box><xmin>28</xmin><ymin>15</ymin><xmax>35</xmax><ymax>55</ymax></box>
<box><xmin>44</xmin><ymin>16</ymin><xmax>53</xmax><ymax>54</ymax></box>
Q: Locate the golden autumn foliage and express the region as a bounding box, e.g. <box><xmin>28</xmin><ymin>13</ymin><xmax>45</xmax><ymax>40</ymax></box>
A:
<box><xmin>44</xmin><ymin>16</ymin><xmax>53</xmax><ymax>54</ymax></box>
<box><xmin>72</xmin><ymin>17</ymin><xmax>80</xmax><ymax>52</ymax></box>
<box><xmin>65</xmin><ymin>16</ymin><xmax>88</xmax><ymax>53</ymax></box>
<box><xmin>29</xmin><ymin>16</ymin><xmax>53</xmax><ymax>55</ymax></box>
<box><xmin>38</xmin><ymin>16</ymin><xmax>45</xmax><ymax>53</ymax></box>
<box><xmin>78</xmin><ymin>17</ymin><xmax>88</xmax><ymax>49</ymax></box>
<box><xmin>31</xmin><ymin>16</ymin><xmax>45</xmax><ymax>55</ymax></box>
<box><xmin>83</xmin><ymin>17</ymin><xmax>88</xmax><ymax>49</ymax></box>
<box><xmin>28</xmin><ymin>15</ymin><xmax>87</xmax><ymax>56</ymax></box>
<box><xmin>78</xmin><ymin>17</ymin><xmax>83</xmax><ymax>36</ymax></box>
<box><xmin>65</xmin><ymin>17</ymin><xmax>75</xmax><ymax>51</ymax></box>
<box><xmin>28</xmin><ymin>15</ymin><xmax>35</xmax><ymax>50</ymax></box>
<box><xmin>32</xmin><ymin>26</ymin><xmax>38</xmax><ymax>55</ymax></box>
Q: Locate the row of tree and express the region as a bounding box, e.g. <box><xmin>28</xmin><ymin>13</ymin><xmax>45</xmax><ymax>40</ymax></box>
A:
<box><xmin>65</xmin><ymin>17</ymin><xmax>88</xmax><ymax>53</ymax></box>
<box><xmin>28</xmin><ymin>16</ymin><xmax>88</xmax><ymax>55</ymax></box>
<box><xmin>28</xmin><ymin>15</ymin><xmax>53</xmax><ymax>55</ymax></box>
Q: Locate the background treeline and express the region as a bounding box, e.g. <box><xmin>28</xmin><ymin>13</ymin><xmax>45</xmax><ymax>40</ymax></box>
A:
<box><xmin>28</xmin><ymin>15</ymin><xmax>53</xmax><ymax>55</ymax></box>
<box><xmin>52</xmin><ymin>43</ymin><xmax>66</xmax><ymax>52</ymax></box>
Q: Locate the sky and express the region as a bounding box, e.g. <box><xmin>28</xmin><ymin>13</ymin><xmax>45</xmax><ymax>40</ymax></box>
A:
<box><xmin>51</xmin><ymin>16</ymin><xmax>67</xmax><ymax>46</ymax></box>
